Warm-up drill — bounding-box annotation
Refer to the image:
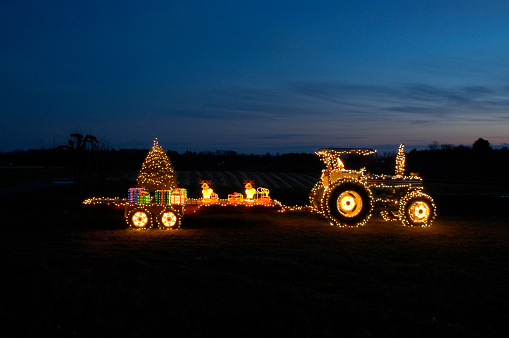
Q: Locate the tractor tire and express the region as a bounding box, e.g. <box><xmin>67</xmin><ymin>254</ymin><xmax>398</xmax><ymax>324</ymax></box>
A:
<box><xmin>127</xmin><ymin>208</ymin><xmax>153</xmax><ymax>229</ymax></box>
<box><xmin>399</xmin><ymin>191</ymin><xmax>436</xmax><ymax>227</ymax></box>
<box><xmin>323</xmin><ymin>179</ymin><xmax>373</xmax><ymax>227</ymax></box>
<box><xmin>157</xmin><ymin>207</ymin><xmax>181</xmax><ymax>230</ymax></box>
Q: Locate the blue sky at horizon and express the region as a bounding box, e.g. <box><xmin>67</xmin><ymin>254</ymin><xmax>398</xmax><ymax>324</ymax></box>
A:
<box><xmin>2</xmin><ymin>0</ymin><xmax>509</xmax><ymax>154</ymax></box>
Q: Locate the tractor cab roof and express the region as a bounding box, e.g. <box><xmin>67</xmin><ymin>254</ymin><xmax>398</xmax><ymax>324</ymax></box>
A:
<box><xmin>317</xmin><ymin>148</ymin><xmax>376</xmax><ymax>158</ymax></box>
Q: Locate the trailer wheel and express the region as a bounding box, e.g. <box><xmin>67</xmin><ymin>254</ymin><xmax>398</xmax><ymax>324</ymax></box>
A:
<box><xmin>399</xmin><ymin>192</ymin><xmax>436</xmax><ymax>227</ymax></box>
<box><xmin>157</xmin><ymin>208</ymin><xmax>180</xmax><ymax>229</ymax></box>
<box><xmin>127</xmin><ymin>208</ymin><xmax>153</xmax><ymax>229</ymax></box>
<box><xmin>323</xmin><ymin>179</ymin><xmax>373</xmax><ymax>227</ymax></box>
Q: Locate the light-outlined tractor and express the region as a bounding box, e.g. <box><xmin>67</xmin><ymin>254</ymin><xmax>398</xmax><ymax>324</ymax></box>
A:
<box><xmin>309</xmin><ymin>145</ymin><xmax>436</xmax><ymax>227</ymax></box>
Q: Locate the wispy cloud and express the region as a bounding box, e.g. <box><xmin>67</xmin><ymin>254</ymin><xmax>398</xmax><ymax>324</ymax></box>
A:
<box><xmin>166</xmin><ymin>81</ymin><xmax>509</xmax><ymax>129</ymax></box>
<box><xmin>254</xmin><ymin>134</ymin><xmax>311</xmax><ymax>140</ymax></box>
<box><xmin>383</xmin><ymin>106</ymin><xmax>436</xmax><ymax>114</ymax></box>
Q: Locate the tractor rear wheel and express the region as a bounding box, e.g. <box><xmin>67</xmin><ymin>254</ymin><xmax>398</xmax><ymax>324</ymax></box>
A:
<box><xmin>323</xmin><ymin>179</ymin><xmax>373</xmax><ymax>227</ymax></box>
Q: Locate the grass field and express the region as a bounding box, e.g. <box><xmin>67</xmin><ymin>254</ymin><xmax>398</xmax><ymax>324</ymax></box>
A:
<box><xmin>1</xmin><ymin>180</ymin><xmax>508</xmax><ymax>337</ymax></box>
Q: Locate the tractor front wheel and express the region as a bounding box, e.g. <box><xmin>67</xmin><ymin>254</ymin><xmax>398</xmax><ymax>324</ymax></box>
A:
<box><xmin>399</xmin><ymin>192</ymin><xmax>436</xmax><ymax>227</ymax></box>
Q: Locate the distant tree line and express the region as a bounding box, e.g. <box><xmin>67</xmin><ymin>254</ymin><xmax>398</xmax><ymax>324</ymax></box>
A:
<box><xmin>1</xmin><ymin>136</ymin><xmax>508</xmax><ymax>183</ymax></box>
<box><xmin>407</xmin><ymin>138</ymin><xmax>509</xmax><ymax>180</ymax></box>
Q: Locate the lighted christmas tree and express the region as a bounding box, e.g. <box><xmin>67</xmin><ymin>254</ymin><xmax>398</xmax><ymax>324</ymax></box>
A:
<box><xmin>395</xmin><ymin>143</ymin><xmax>405</xmax><ymax>176</ymax></box>
<box><xmin>137</xmin><ymin>138</ymin><xmax>178</xmax><ymax>192</ymax></box>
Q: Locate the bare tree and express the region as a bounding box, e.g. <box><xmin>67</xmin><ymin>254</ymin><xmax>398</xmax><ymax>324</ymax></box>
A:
<box><xmin>428</xmin><ymin>141</ymin><xmax>439</xmax><ymax>150</ymax></box>
<box><xmin>58</xmin><ymin>133</ymin><xmax>99</xmax><ymax>195</ymax></box>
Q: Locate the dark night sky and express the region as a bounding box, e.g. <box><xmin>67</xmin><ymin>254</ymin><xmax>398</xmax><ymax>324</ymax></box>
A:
<box><xmin>2</xmin><ymin>0</ymin><xmax>509</xmax><ymax>153</ymax></box>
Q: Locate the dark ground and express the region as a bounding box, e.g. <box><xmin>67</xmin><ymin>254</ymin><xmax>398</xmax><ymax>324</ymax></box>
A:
<box><xmin>1</xmin><ymin>174</ymin><xmax>508</xmax><ymax>337</ymax></box>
